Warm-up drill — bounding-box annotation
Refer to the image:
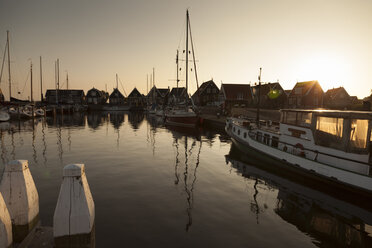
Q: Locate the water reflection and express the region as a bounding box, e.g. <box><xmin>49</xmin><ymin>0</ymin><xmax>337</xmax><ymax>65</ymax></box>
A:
<box><xmin>109</xmin><ymin>111</ymin><xmax>125</xmax><ymax>130</ymax></box>
<box><xmin>128</xmin><ymin>112</ymin><xmax>144</xmax><ymax>130</ymax></box>
<box><xmin>226</xmin><ymin>144</ymin><xmax>372</xmax><ymax>248</ymax></box>
<box><xmin>171</xmin><ymin>127</ymin><xmax>202</xmax><ymax>232</ymax></box>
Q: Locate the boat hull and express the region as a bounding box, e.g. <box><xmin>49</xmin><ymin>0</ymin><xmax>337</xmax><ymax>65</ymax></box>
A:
<box><xmin>227</xmin><ymin>127</ymin><xmax>372</xmax><ymax>198</ymax></box>
<box><xmin>165</xmin><ymin>115</ymin><xmax>199</xmax><ymax>128</ymax></box>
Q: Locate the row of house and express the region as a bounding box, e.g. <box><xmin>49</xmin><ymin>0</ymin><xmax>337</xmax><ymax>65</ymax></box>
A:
<box><xmin>3</xmin><ymin>79</ymin><xmax>367</xmax><ymax>112</ymax></box>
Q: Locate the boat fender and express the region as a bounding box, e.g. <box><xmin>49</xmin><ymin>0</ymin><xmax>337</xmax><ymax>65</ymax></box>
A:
<box><xmin>295</xmin><ymin>143</ymin><xmax>305</xmax><ymax>157</ymax></box>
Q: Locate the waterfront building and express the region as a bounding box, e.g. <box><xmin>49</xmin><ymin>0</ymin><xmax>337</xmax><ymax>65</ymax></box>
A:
<box><xmin>287</xmin><ymin>80</ymin><xmax>324</xmax><ymax>109</ymax></box>
<box><xmin>219</xmin><ymin>83</ymin><xmax>253</xmax><ymax>116</ymax></box>
<box><xmin>252</xmin><ymin>82</ymin><xmax>287</xmax><ymax>109</ymax></box>
<box><xmin>191</xmin><ymin>80</ymin><xmax>219</xmax><ymax>106</ymax></box>
<box><xmin>86</xmin><ymin>88</ymin><xmax>108</xmax><ymax>105</ymax></box>
<box><xmin>127</xmin><ymin>88</ymin><xmax>145</xmax><ymax>108</ymax></box>
<box><xmin>324</xmin><ymin>87</ymin><xmax>351</xmax><ymax>110</ymax></box>
<box><xmin>109</xmin><ymin>88</ymin><xmax>125</xmax><ymax>105</ymax></box>
<box><xmin>168</xmin><ymin>87</ymin><xmax>187</xmax><ymax>105</ymax></box>
<box><xmin>45</xmin><ymin>89</ymin><xmax>85</xmax><ymax>105</ymax></box>
<box><xmin>147</xmin><ymin>86</ymin><xmax>170</xmax><ymax>106</ymax></box>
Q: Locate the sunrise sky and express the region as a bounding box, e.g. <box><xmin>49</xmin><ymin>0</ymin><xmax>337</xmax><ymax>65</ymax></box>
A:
<box><xmin>0</xmin><ymin>0</ymin><xmax>371</xmax><ymax>100</ymax></box>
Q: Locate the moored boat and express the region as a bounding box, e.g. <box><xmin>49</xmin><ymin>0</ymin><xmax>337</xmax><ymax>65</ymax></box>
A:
<box><xmin>226</xmin><ymin>109</ymin><xmax>372</xmax><ymax>195</ymax></box>
<box><xmin>0</xmin><ymin>110</ymin><xmax>10</xmax><ymax>121</ymax></box>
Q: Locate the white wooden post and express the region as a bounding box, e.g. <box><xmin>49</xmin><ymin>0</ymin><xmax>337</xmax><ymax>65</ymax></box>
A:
<box><xmin>0</xmin><ymin>160</ymin><xmax>39</xmax><ymax>242</ymax></box>
<box><xmin>54</xmin><ymin>164</ymin><xmax>95</xmax><ymax>248</ymax></box>
<box><xmin>0</xmin><ymin>193</ymin><xmax>12</xmax><ymax>248</ymax></box>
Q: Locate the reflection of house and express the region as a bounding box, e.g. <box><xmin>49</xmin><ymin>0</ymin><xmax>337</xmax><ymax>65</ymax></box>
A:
<box><xmin>323</xmin><ymin>87</ymin><xmax>351</xmax><ymax>110</ymax></box>
<box><xmin>86</xmin><ymin>88</ymin><xmax>108</xmax><ymax>105</ymax></box>
<box><xmin>191</xmin><ymin>80</ymin><xmax>220</xmax><ymax>106</ymax></box>
<box><xmin>146</xmin><ymin>86</ymin><xmax>170</xmax><ymax>106</ymax></box>
<box><xmin>219</xmin><ymin>84</ymin><xmax>253</xmax><ymax>115</ymax></box>
<box><xmin>45</xmin><ymin>89</ymin><xmax>85</xmax><ymax>105</ymax></box>
<box><xmin>288</xmin><ymin>81</ymin><xmax>323</xmax><ymax>108</ymax></box>
<box><xmin>168</xmin><ymin>87</ymin><xmax>187</xmax><ymax>104</ymax></box>
<box><xmin>109</xmin><ymin>88</ymin><xmax>125</xmax><ymax>105</ymax></box>
<box><xmin>0</xmin><ymin>88</ymin><xmax>4</xmax><ymax>102</ymax></box>
<box><xmin>127</xmin><ymin>88</ymin><xmax>144</xmax><ymax>108</ymax></box>
<box><xmin>252</xmin><ymin>82</ymin><xmax>287</xmax><ymax>109</ymax></box>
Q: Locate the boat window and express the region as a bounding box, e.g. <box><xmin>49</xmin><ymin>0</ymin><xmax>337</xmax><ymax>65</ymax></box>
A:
<box><xmin>314</xmin><ymin>116</ymin><xmax>344</xmax><ymax>150</ymax></box>
<box><xmin>298</xmin><ymin>113</ymin><xmax>312</xmax><ymax>127</ymax></box>
<box><xmin>238</xmin><ymin>129</ymin><xmax>240</xmax><ymax>135</ymax></box>
<box><xmin>263</xmin><ymin>134</ymin><xmax>270</xmax><ymax>145</ymax></box>
<box><xmin>284</xmin><ymin>111</ymin><xmax>297</xmax><ymax>125</ymax></box>
<box><xmin>233</xmin><ymin>127</ymin><xmax>235</xmax><ymax>132</ymax></box>
<box><xmin>257</xmin><ymin>132</ymin><xmax>262</xmax><ymax>142</ymax></box>
<box><xmin>271</xmin><ymin>136</ymin><xmax>279</xmax><ymax>148</ymax></box>
<box><xmin>244</xmin><ymin>132</ymin><xmax>247</xmax><ymax>138</ymax></box>
<box><xmin>349</xmin><ymin>119</ymin><xmax>369</xmax><ymax>150</ymax></box>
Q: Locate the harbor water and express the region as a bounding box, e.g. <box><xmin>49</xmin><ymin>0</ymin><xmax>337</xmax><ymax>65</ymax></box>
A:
<box><xmin>0</xmin><ymin>112</ymin><xmax>371</xmax><ymax>247</ymax></box>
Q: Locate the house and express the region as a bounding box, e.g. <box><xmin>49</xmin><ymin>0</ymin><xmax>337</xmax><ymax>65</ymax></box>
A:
<box><xmin>45</xmin><ymin>89</ymin><xmax>85</xmax><ymax>105</ymax></box>
<box><xmin>219</xmin><ymin>84</ymin><xmax>253</xmax><ymax>115</ymax></box>
<box><xmin>0</xmin><ymin>88</ymin><xmax>4</xmax><ymax>102</ymax></box>
<box><xmin>109</xmin><ymin>88</ymin><xmax>125</xmax><ymax>105</ymax></box>
<box><xmin>168</xmin><ymin>87</ymin><xmax>187</xmax><ymax>105</ymax></box>
<box><xmin>146</xmin><ymin>86</ymin><xmax>170</xmax><ymax>106</ymax></box>
<box><xmin>191</xmin><ymin>80</ymin><xmax>220</xmax><ymax>106</ymax></box>
<box><xmin>323</xmin><ymin>87</ymin><xmax>351</xmax><ymax>110</ymax></box>
<box><xmin>287</xmin><ymin>81</ymin><xmax>324</xmax><ymax>108</ymax></box>
<box><xmin>252</xmin><ymin>82</ymin><xmax>287</xmax><ymax>109</ymax></box>
<box><xmin>86</xmin><ymin>88</ymin><xmax>108</xmax><ymax>105</ymax></box>
<box><xmin>127</xmin><ymin>88</ymin><xmax>145</xmax><ymax>108</ymax></box>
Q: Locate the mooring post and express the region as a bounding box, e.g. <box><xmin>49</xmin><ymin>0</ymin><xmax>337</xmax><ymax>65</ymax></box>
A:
<box><xmin>0</xmin><ymin>192</ymin><xmax>12</xmax><ymax>248</ymax></box>
<box><xmin>54</xmin><ymin>164</ymin><xmax>95</xmax><ymax>248</ymax></box>
<box><xmin>0</xmin><ymin>160</ymin><xmax>39</xmax><ymax>243</ymax></box>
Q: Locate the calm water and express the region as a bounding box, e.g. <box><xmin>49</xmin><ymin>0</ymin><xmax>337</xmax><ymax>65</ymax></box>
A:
<box><xmin>0</xmin><ymin>112</ymin><xmax>371</xmax><ymax>247</ymax></box>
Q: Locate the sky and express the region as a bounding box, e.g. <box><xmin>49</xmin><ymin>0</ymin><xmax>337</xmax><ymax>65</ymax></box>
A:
<box><xmin>0</xmin><ymin>0</ymin><xmax>371</xmax><ymax>101</ymax></box>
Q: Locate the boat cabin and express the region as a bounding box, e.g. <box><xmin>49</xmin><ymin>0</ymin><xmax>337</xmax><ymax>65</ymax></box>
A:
<box><xmin>280</xmin><ymin>109</ymin><xmax>372</xmax><ymax>156</ymax></box>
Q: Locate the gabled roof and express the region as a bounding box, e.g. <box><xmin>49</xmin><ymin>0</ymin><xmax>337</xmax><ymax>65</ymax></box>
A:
<box><xmin>324</xmin><ymin>87</ymin><xmax>349</xmax><ymax>99</ymax></box>
<box><xmin>220</xmin><ymin>84</ymin><xmax>252</xmax><ymax>100</ymax></box>
<box><xmin>169</xmin><ymin>87</ymin><xmax>186</xmax><ymax>97</ymax></box>
<box><xmin>128</xmin><ymin>87</ymin><xmax>142</xmax><ymax>98</ymax></box>
<box><xmin>87</xmin><ymin>87</ymin><xmax>104</xmax><ymax>97</ymax></box>
<box><xmin>109</xmin><ymin>88</ymin><xmax>124</xmax><ymax>99</ymax></box>
<box><xmin>192</xmin><ymin>80</ymin><xmax>218</xmax><ymax>97</ymax></box>
<box><xmin>157</xmin><ymin>88</ymin><xmax>170</xmax><ymax>97</ymax></box>
<box><xmin>289</xmin><ymin>80</ymin><xmax>322</xmax><ymax>96</ymax></box>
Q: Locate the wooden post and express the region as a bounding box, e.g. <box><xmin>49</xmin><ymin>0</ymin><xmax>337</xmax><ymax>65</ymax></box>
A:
<box><xmin>54</xmin><ymin>164</ymin><xmax>95</xmax><ymax>248</ymax></box>
<box><xmin>0</xmin><ymin>192</ymin><xmax>12</xmax><ymax>248</ymax></box>
<box><xmin>0</xmin><ymin>160</ymin><xmax>39</xmax><ymax>243</ymax></box>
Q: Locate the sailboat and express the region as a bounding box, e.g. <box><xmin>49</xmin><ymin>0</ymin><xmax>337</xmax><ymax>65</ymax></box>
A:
<box><xmin>165</xmin><ymin>10</ymin><xmax>199</xmax><ymax>128</ymax></box>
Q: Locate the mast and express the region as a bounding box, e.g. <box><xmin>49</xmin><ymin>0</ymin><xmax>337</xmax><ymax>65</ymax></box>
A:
<box><xmin>146</xmin><ymin>74</ymin><xmax>148</xmax><ymax>95</ymax></box>
<box><xmin>153</xmin><ymin>67</ymin><xmax>155</xmax><ymax>87</ymax></box>
<box><xmin>30</xmin><ymin>62</ymin><xmax>33</xmax><ymax>102</ymax></box>
<box><xmin>256</xmin><ymin>67</ymin><xmax>262</xmax><ymax>127</ymax></box>
<box><xmin>40</xmin><ymin>56</ymin><xmax>43</xmax><ymax>102</ymax></box>
<box><xmin>176</xmin><ymin>50</ymin><xmax>179</xmax><ymax>89</ymax></box>
<box><xmin>185</xmin><ymin>10</ymin><xmax>189</xmax><ymax>96</ymax></box>
<box><xmin>66</xmin><ymin>72</ymin><xmax>69</xmax><ymax>90</ymax></box>
<box><xmin>7</xmin><ymin>30</ymin><xmax>12</xmax><ymax>100</ymax></box>
<box><xmin>116</xmin><ymin>73</ymin><xmax>118</xmax><ymax>89</ymax></box>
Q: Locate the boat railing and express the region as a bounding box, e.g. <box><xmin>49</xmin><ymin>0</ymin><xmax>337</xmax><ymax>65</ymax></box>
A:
<box><xmin>247</xmin><ymin>130</ymin><xmax>372</xmax><ymax>177</ymax></box>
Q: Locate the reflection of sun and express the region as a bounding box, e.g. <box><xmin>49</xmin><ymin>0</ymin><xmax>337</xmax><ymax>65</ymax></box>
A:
<box><xmin>296</xmin><ymin>55</ymin><xmax>350</xmax><ymax>91</ymax></box>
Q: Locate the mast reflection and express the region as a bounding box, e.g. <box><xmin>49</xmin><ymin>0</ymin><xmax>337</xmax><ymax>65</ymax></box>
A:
<box><xmin>226</xmin><ymin>144</ymin><xmax>372</xmax><ymax>247</ymax></box>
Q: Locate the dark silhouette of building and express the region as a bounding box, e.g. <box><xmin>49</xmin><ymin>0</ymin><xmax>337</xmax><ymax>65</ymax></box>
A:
<box><xmin>109</xmin><ymin>88</ymin><xmax>125</xmax><ymax>105</ymax></box>
<box><xmin>288</xmin><ymin>81</ymin><xmax>324</xmax><ymax>108</ymax></box>
<box><xmin>168</xmin><ymin>87</ymin><xmax>187</xmax><ymax>104</ymax></box>
<box><xmin>324</xmin><ymin>87</ymin><xmax>351</xmax><ymax>110</ymax></box>
<box><xmin>219</xmin><ymin>84</ymin><xmax>253</xmax><ymax>115</ymax></box>
<box><xmin>146</xmin><ymin>86</ymin><xmax>170</xmax><ymax>106</ymax></box>
<box><xmin>86</xmin><ymin>87</ymin><xmax>108</xmax><ymax>105</ymax></box>
<box><xmin>252</xmin><ymin>82</ymin><xmax>287</xmax><ymax>109</ymax></box>
<box><xmin>191</xmin><ymin>80</ymin><xmax>219</xmax><ymax>106</ymax></box>
<box><xmin>128</xmin><ymin>88</ymin><xmax>145</xmax><ymax>108</ymax></box>
<box><xmin>45</xmin><ymin>89</ymin><xmax>85</xmax><ymax>105</ymax></box>
<box><xmin>0</xmin><ymin>88</ymin><xmax>4</xmax><ymax>102</ymax></box>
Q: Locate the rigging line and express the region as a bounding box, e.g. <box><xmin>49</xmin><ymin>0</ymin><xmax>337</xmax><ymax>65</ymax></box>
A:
<box><xmin>118</xmin><ymin>77</ymin><xmax>127</xmax><ymax>97</ymax></box>
<box><xmin>20</xmin><ymin>69</ymin><xmax>30</xmax><ymax>96</ymax></box>
<box><xmin>188</xmin><ymin>16</ymin><xmax>199</xmax><ymax>91</ymax></box>
<box><xmin>0</xmin><ymin>40</ymin><xmax>7</xmax><ymax>84</ymax></box>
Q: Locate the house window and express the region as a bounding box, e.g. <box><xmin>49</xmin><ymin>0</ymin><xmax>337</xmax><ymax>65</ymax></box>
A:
<box><xmin>271</xmin><ymin>136</ymin><xmax>279</xmax><ymax>148</ymax></box>
<box><xmin>212</xmin><ymin>88</ymin><xmax>217</xmax><ymax>93</ymax></box>
<box><xmin>237</xmin><ymin>93</ymin><xmax>243</xmax><ymax>100</ymax></box>
<box><xmin>207</xmin><ymin>88</ymin><xmax>211</xmax><ymax>93</ymax></box>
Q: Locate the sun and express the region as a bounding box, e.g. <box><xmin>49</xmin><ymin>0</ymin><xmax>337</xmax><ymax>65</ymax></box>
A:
<box><xmin>296</xmin><ymin>54</ymin><xmax>350</xmax><ymax>91</ymax></box>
